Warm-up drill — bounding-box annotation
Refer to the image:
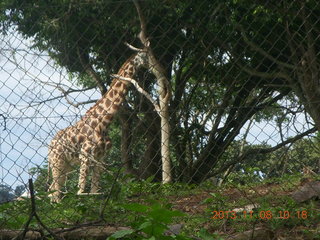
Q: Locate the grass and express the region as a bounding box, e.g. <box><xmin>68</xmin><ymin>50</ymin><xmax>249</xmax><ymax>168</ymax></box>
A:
<box><xmin>0</xmin><ymin>174</ymin><xmax>319</xmax><ymax>239</ymax></box>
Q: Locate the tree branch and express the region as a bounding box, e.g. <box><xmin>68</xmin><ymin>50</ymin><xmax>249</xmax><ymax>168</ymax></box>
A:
<box><xmin>76</xmin><ymin>47</ymin><xmax>107</xmax><ymax>95</ymax></box>
<box><xmin>235</xmin><ymin>59</ymin><xmax>290</xmax><ymax>80</ymax></box>
<box><xmin>33</xmin><ymin>83</ymin><xmax>96</xmax><ymax>108</ymax></box>
<box><xmin>236</xmin><ymin>24</ymin><xmax>296</xmax><ymax>70</ymax></box>
<box><xmin>212</xmin><ymin>127</ymin><xmax>317</xmax><ymax>176</ymax></box>
<box><xmin>13</xmin><ymin>179</ymin><xmax>63</xmax><ymax>240</ymax></box>
<box><xmin>133</xmin><ymin>0</ymin><xmax>148</xmax><ymax>47</ymax></box>
<box><xmin>111</xmin><ymin>74</ymin><xmax>160</xmax><ymax>113</ymax></box>
<box><xmin>52</xmin><ymin>85</ymin><xmax>97</xmax><ymax>108</ymax></box>
<box><xmin>9</xmin><ymin>51</ymin><xmax>97</xmax><ymax>108</ymax></box>
<box><xmin>133</xmin><ymin>0</ymin><xmax>172</xmax><ymax>183</ymax></box>
<box><xmin>215</xmin><ymin>38</ymin><xmax>291</xmax><ymax>81</ymax></box>
<box><xmin>210</xmin><ymin>79</ymin><xmax>238</xmax><ymax>137</ymax></box>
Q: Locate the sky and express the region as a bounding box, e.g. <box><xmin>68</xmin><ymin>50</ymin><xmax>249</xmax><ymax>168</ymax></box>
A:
<box><xmin>0</xmin><ymin>29</ymin><xmax>314</xmax><ymax>190</ymax></box>
<box><xmin>0</xmin><ymin>30</ymin><xmax>99</xmax><ymax>189</ymax></box>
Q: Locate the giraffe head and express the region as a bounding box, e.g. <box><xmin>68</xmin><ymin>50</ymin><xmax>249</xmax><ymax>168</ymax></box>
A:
<box><xmin>133</xmin><ymin>50</ymin><xmax>148</xmax><ymax>69</ymax></box>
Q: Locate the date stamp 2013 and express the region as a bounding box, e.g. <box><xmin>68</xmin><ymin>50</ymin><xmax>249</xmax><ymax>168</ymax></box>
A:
<box><xmin>211</xmin><ymin>210</ymin><xmax>308</xmax><ymax>220</ymax></box>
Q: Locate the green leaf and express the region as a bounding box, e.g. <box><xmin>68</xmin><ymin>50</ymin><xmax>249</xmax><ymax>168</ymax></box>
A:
<box><xmin>110</xmin><ymin>229</ymin><xmax>134</xmax><ymax>239</ymax></box>
<box><xmin>145</xmin><ymin>237</ymin><xmax>156</xmax><ymax>240</ymax></box>
<box><xmin>197</xmin><ymin>228</ymin><xmax>215</xmax><ymax>240</ymax></box>
<box><xmin>138</xmin><ymin>221</ymin><xmax>152</xmax><ymax>230</ymax></box>
<box><xmin>149</xmin><ymin>205</ymin><xmax>184</xmax><ymax>224</ymax></box>
<box><xmin>123</xmin><ymin>203</ymin><xmax>149</xmax><ymax>213</ymax></box>
<box><xmin>144</xmin><ymin>223</ymin><xmax>168</xmax><ymax>236</ymax></box>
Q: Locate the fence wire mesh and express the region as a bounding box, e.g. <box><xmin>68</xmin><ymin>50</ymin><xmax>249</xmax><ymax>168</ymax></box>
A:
<box><xmin>0</xmin><ymin>0</ymin><xmax>319</xmax><ymax>239</ymax></box>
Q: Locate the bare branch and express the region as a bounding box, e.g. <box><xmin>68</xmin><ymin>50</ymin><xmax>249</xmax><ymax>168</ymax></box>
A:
<box><xmin>53</xmin><ymin>84</ymin><xmax>97</xmax><ymax>108</ymax></box>
<box><xmin>111</xmin><ymin>74</ymin><xmax>160</xmax><ymax>113</ymax></box>
<box><xmin>236</xmin><ymin>60</ymin><xmax>290</xmax><ymax>80</ymax></box>
<box><xmin>133</xmin><ymin>0</ymin><xmax>149</xmax><ymax>47</ymax></box>
<box><xmin>8</xmin><ymin>50</ymin><xmax>95</xmax><ymax>108</ymax></box>
<box><xmin>247</xmin><ymin>127</ymin><xmax>316</xmax><ymax>154</ymax></box>
<box><xmin>76</xmin><ymin>47</ymin><xmax>107</xmax><ymax>95</ymax></box>
<box><xmin>217</xmin><ymin>39</ymin><xmax>291</xmax><ymax>81</ymax></box>
<box><xmin>0</xmin><ymin>114</ymin><xmax>7</xmax><ymax>131</ymax></box>
<box><xmin>237</xmin><ymin>24</ymin><xmax>296</xmax><ymax>70</ymax></box>
<box><xmin>212</xmin><ymin>127</ymin><xmax>317</xmax><ymax>176</ymax></box>
<box><xmin>32</xmin><ymin>80</ymin><xmax>97</xmax><ymax>108</ymax></box>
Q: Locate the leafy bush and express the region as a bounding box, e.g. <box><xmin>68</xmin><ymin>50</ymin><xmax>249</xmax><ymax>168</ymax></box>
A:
<box><xmin>108</xmin><ymin>202</ymin><xmax>191</xmax><ymax>240</ymax></box>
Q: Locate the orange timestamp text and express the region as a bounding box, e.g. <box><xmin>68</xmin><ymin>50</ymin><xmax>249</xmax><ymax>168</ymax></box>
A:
<box><xmin>211</xmin><ymin>210</ymin><xmax>308</xmax><ymax>220</ymax></box>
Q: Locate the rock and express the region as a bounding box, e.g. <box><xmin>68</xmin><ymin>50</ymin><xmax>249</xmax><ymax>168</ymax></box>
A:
<box><xmin>232</xmin><ymin>203</ymin><xmax>260</xmax><ymax>213</ymax></box>
<box><xmin>165</xmin><ymin>224</ymin><xmax>184</xmax><ymax>235</ymax></box>
<box><xmin>225</xmin><ymin>227</ymin><xmax>273</xmax><ymax>240</ymax></box>
<box><xmin>291</xmin><ymin>180</ymin><xmax>320</xmax><ymax>203</ymax></box>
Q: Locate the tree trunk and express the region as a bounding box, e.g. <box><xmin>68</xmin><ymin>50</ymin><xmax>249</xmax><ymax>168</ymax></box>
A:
<box><xmin>284</xmin><ymin>6</ymin><xmax>320</xmax><ymax>131</ymax></box>
<box><xmin>145</xmin><ymin>52</ymin><xmax>172</xmax><ymax>183</ymax></box>
<box><xmin>119</xmin><ymin>110</ymin><xmax>137</xmax><ymax>176</ymax></box>
<box><xmin>138</xmin><ymin>117</ymin><xmax>162</xmax><ymax>181</ymax></box>
<box><xmin>134</xmin><ymin>0</ymin><xmax>173</xmax><ymax>183</ymax></box>
<box><xmin>159</xmin><ymin>95</ymin><xmax>171</xmax><ymax>183</ymax></box>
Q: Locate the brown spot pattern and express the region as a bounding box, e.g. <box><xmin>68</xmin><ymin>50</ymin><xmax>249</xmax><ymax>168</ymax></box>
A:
<box><xmin>91</xmin><ymin>120</ymin><xmax>98</xmax><ymax>129</ymax></box>
<box><xmin>81</xmin><ymin>125</ymin><xmax>89</xmax><ymax>134</ymax></box>
<box><xmin>109</xmin><ymin>90</ymin><xmax>114</xmax><ymax>98</ymax></box>
<box><xmin>105</xmin><ymin>99</ymin><xmax>112</xmax><ymax>109</ymax></box>
<box><xmin>48</xmin><ymin>52</ymin><xmax>145</xmax><ymax>202</ymax></box>
<box><xmin>78</xmin><ymin>135</ymin><xmax>85</xmax><ymax>143</ymax></box>
<box><xmin>115</xmin><ymin>81</ymin><xmax>123</xmax><ymax>88</ymax></box>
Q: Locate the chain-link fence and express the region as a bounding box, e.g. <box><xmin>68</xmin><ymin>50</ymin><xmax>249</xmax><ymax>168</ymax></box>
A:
<box><xmin>0</xmin><ymin>1</ymin><xmax>319</xmax><ymax>239</ymax></box>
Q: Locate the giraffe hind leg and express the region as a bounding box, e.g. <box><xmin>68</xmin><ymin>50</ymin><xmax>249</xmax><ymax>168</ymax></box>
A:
<box><xmin>77</xmin><ymin>149</ymin><xmax>91</xmax><ymax>195</ymax></box>
<box><xmin>48</xmin><ymin>158</ymin><xmax>70</xmax><ymax>203</ymax></box>
<box><xmin>90</xmin><ymin>163</ymin><xmax>103</xmax><ymax>193</ymax></box>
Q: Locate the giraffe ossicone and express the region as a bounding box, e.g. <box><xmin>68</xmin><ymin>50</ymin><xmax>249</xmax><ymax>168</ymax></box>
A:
<box><xmin>48</xmin><ymin>51</ymin><xmax>148</xmax><ymax>202</ymax></box>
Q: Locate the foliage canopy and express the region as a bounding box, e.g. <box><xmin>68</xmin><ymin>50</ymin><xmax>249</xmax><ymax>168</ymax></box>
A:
<box><xmin>1</xmin><ymin>0</ymin><xmax>319</xmax><ymax>182</ymax></box>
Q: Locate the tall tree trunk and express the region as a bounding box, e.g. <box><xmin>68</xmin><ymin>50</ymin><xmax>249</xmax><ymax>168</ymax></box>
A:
<box><xmin>119</xmin><ymin>110</ymin><xmax>137</xmax><ymax>176</ymax></box>
<box><xmin>284</xmin><ymin>6</ymin><xmax>320</xmax><ymax>131</ymax></box>
<box><xmin>134</xmin><ymin>0</ymin><xmax>173</xmax><ymax>183</ymax></box>
<box><xmin>159</xmin><ymin>93</ymin><xmax>171</xmax><ymax>183</ymax></box>
<box><xmin>138</xmin><ymin>113</ymin><xmax>162</xmax><ymax>181</ymax></box>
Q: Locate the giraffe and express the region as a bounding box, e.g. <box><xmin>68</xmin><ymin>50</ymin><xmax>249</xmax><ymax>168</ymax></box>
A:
<box><xmin>48</xmin><ymin>51</ymin><xmax>148</xmax><ymax>202</ymax></box>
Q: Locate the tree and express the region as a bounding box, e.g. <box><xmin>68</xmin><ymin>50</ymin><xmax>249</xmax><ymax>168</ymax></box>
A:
<box><xmin>1</xmin><ymin>0</ymin><xmax>317</xmax><ymax>184</ymax></box>
<box><xmin>0</xmin><ymin>184</ymin><xmax>14</xmax><ymax>203</ymax></box>
<box><xmin>216</xmin><ymin>1</ymin><xmax>320</xmax><ymax>130</ymax></box>
<box><xmin>0</xmin><ymin>184</ymin><xmax>25</xmax><ymax>203</ymax></box>
<box><xmin>14</xmin><ymin>185</ymin><xmax>25</xmax><ymax>197</ymax></box>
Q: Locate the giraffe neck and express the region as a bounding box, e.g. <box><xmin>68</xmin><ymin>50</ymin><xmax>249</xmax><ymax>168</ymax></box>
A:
<box><xmin>82</xmin><ymin>53</ymin><xmax>143</xmax><ymax>131</ymax></box>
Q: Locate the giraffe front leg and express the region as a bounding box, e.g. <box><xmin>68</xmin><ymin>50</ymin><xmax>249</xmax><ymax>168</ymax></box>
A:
<box><xmin>48</xmin><ymin>181</ymin><xmax>62</xmax><ymax>203</ymax></box>
<box><xmin>90</xmin><ymin>138</ymin><xmax>111</xmax><ymax>193</ymax></box>
<box><xmin>78</xmin><ymin>152</ymin><xmax>90</xmax><ymax>195</ymax></box>
<box><xmin>49</xmin><ymin>164</ymin><xmax>68</xmax><ymax>203</ymax></box>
